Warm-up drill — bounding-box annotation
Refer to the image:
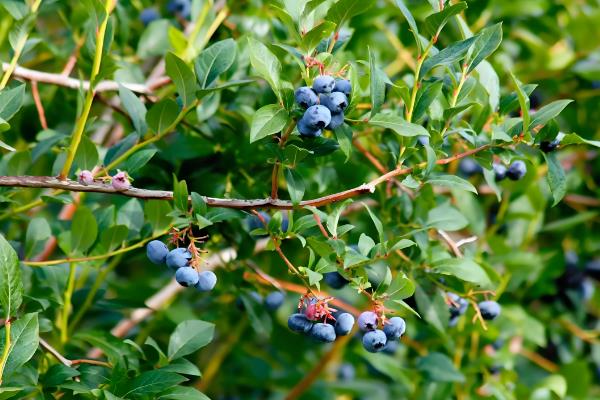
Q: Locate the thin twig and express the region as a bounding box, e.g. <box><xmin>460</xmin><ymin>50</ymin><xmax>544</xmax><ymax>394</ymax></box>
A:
<box><xmin>39</xmin><ymin>337</ymin><xmax>111</xmax><ymax>369</ymax></box>
<box><xmin>438</xmin><ymin>230</ymin><xmax>463</xmax><ymax>257</ymax></box>
<box><xmin>30</xmin><ymin>81</ymin><xmax>48</xmax><ymax>129</ymax></box>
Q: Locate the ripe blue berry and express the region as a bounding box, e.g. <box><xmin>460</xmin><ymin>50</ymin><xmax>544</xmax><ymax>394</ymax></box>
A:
<box><xmin>358</xmin><ymin>311</ymin><xmax>378</xmax><ymax>331</ymax></box>
<box><xmin>140</xmin><ymin>8</ymin><xmax>160</xmax><ymax>26</ymax></box>
<box><xmin>337</xmin><ymin>363</ymin><xmax>355</xmax><ymax>381</ymax></box>
<box><xmin>506</xmin><ymin>160</ymin><xmax>527</xmax><ymax>180</ymax></box>
<box><xmin>166</xmin><ymin>248</ymin><xmax>192</xmax><ymax>270</ymax></box>
<box><xmin>195</xmin><ymin>270</ymin><xmax>217</xmax><ymax>292</ymax></box>
<box><xmin>478</xmin><ymin>301</ymin><xmax>501</xmax><ymax>320</ymax></box>
<box><xmin>540</xmin><ymin>139</ymin><xmax>560</xmax><ymax>153</ymax></box>
<box><xmin>334</xmin><ymin>313</ymin><xmax>355</xmax><ymax>336</ymax></box>
<box><xmin>323</xmin><ymin>271</ymin><xmax>349</xmax><ymax>289</ymax></box>
<box><xmin>302</xmin><ymin>105</ymin><xmax>332</xmax><ymax>130</ymax></box>
<box><xmin>362</xmin><ymin>329</ymin><xmax>387</xmax><ymax>353</ymax></box>
<box><xmin>333</xmin><ymin>79</ymin><xmax>351</xmax><ymax>97</ymax></box>
<box><xmin>288</xmin><ymin>313</ymin><xmax>313</xmax><ymax>333</ymax></box>
<box><xmin>264</xmin><ymin>291</ymin><xmax>285</xmax><ymax>311</ymax></box>
<box><xmin>448</xmin><ymin>293</ymin><xmax>468</xmax><ymax>318</ymax></box>
<box><xmin>297</xmin><ymin>118</ymin><xmax>322</xmax><ymax>137</ymax></box>
<box><xmin>175</xmin><ymin>267</ymin><xmax>199</xmax><ymax>287</ymax></box>
<box><xmin>382</xmin><ymin>339</ymin><xmax>398</xmax><ymax>355</ymax></box>
<box><xmin>319</xmin><ymin>92</ymin><xmax>348</xmax><ymax>114</ymax></box>
<box><xmin>493</xmin><ymin>163</ymin><xmax>507</xmax><ymax>181</ymax></box>
<box><xmin>312</xmin><ymin>75</ymin><xmax>335</xmax><ymax>94</ymax></box>
<box><xmin>146</xmin><ymin>240</ymin><xmax>168</xmax><ymax>265</ymax></box>
<box><xmin>327</xmin><ymin>112</ymin><xmax>345</xmax><ymax>130</ymax></box>
<box><xmin>294</xmin><ymin>87</ymin><xmax>318</xmax><ymax>109</ymax></box>
<box><xmin>449</xmin><ymin>315</ymin><xmax>459</xmax><ymax>327</ymax></box>
<box><xmin>310</xmin><ymin>323</ymin><xmax>337</xmax><ymax>343</ymax></box>
<box><xmin>167</xmin><ymin>0</ymin><xmax>191</xmax><ymax>18</ymax></box>
<box><xmin>383</xmin><ymin>317</ymin><xmax>406</xmax><ymax>340</ymax></box>
<box><xmin>459</xmin><ymin>158</ymin><xmax>482</xmax><ymax>177</ymax></box>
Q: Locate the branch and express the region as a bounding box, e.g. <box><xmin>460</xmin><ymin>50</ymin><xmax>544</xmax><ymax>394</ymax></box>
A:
<box><xmin>40</xmin><ymin>338</ymin><xmax>111</xmax><ymax>368</ymax></box>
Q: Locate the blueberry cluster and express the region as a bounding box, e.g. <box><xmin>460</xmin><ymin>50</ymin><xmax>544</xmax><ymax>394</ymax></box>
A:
<box><xmin>167</xmin><ymin>0</ymin><xmax>191</xmax><ymax>18</ymax></box>
<box><xmin>146</xmin><ymin>240</ymin><xmax>217</xmax><ymax>291</ymax></box>
<box><xmin>358</xmin><ymin>312</ymin><xmax>406</xmax><ymax>353</ymax></box>
<box><xmin>295</xmin><ymin>76</ymin><xmax>351</xmax><ymax>137</ymax></box>
<box><xmin>493</xmin><ymin>160</ymin><xmax>527</xmax><ymax>181</ymax></box>
<box><xmin>140</xmin><ymin>8</ymin><xmax>160</xmax><ymax>26</ymax></box>
<box><xmin>287</xmin><ymin>308</ymin><xmax>355</xmax><ymax>343</ymax></box>
<box><xmin>323</xmin><ymin>271</ymin><xmax>350</xmax><ymax>289</ymax></box>
<box><xmin>447</xmin><ymin>293</ymin><xmax>501</xmax><ymax>326</ymax></box>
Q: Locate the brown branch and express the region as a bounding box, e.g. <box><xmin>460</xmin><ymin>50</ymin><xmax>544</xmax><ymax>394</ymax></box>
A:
<box><xmin>30</xmin><ymin>81</ymin><xmax>48</xmax><ymax>129</ymax></box>
<box><xmin>40</xmin><ymin>338</ymin><xmax>110</xmax><ymax>369</ymax></box>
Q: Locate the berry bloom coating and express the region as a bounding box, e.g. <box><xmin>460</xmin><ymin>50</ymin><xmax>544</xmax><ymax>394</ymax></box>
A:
<box><xmin>312</xmin><ymin>75</ymin><xmax>335</xmax><ymax>94</ymax></box>
<box><xmin>459</xmin><ymin>158</ymin><xmax>483</xmax><ymax>177</ymax></box>
<box><xmin>358</xmin><ymin>311</ymin><xmax>378</xmax><ymax>331</ymax></box>
<box><xmin>478</xmin><ymin>300</ymin><xmax>501</xmax><ymax>320</ymax></box>
<box><xmin>302</xmin><ymin>105</ymin><xmax>332</xmax><ymax>130</ymax></box>
<box><xmin>294</xmin><ymin>86</ymin><xmax>318</xmax><ymax>109</ymax></box>
<box><xmin>333</xmin><ymin>79</ymin><xmax>352</xmax><ymax>97</ymax></box>
<box><xmin>140</xmin><ymin>8</ymin><xmax>160</xmax><ymax>26</ymax></box>
<box><xmin>362</xmin><ymin>329</ymin><xmax>387</xmax><ymax>353</ymax></box>
<box><xmin>195</xmin><ymin>270</ymin><xmax>217</xmax><ymax>292</ymax></box>
<box><xmin>323</xmin><ymin>271</ymin><xmax>349</xmax><ymax>289</ymax></box>
<box><xmin>383</xmin><ymin>316</ymin><xmax>406</xmax><ymax>340</ymax></box>
<box><xmin>167</xmin><ymin>0</ymin><xmax>191</xmax><ymax>18</ymax></box>
<box><xmin>448</xmin><ymin>293</ymin><xmax>469</xmax><ymax>318</ymax></box>
<box><xmin>334</xmin><ymin>313</ymin><xmax>355</xmax><ymax>336</ymax></box>
<box><xmin>507</xmin><ymin>160</ymin><xmax>527</xmax><ymax>180</ymax></box>
<box><xmin>297</xmin><ymin>118</ymin><xmax>322</xmax><ymax>137</ymax></box>
<box><xmin>493</xmin><ymin>163</ymin><xmax>507</xmax><ymax>181</ymax></box>
<box><xmin>111</xmin><ymin>172</ymin><xmax>130</xmax><ymax>190</ymax></box>
<box><xmin>288</xmin><ymin>313</ymin><xmax>314</xmax><ymax>333</ymax></box>
<box><xmin>264</xmin><ymin>291</ymin><xmax>285</xmax><ymax>312</ymax></box>
<box><xmin>382</xmin><ymin>339</ymin><xmax>398</xmax><ymax>355</ymax></box>
<box><xmin>337</xmin><ymin>363</ymin><xmax>355</xmax><ymax>381</ymax></box>
<box><xmin>146</xmin><ymin>240</ymin><xmax>168</xmax><ymax>265</ymax></box>
<box><xmin>319</xmin><ymin>92</ymin><xmax>348</xmax><ymax>114</ymax></box>
<box><xmin>78</xmin><ymin>170</ymin><xmax>94</xmax><ymax>185</ymax></box>
<box><xmin>166</xmin><ymin>248</ymin><xmax>192</xmax><ymax>270</ymax></box>
<box><xmin>310</xmin><ymin>323</ymin><xmax>337</xmax><ymax>343</ymax></box>
<box><xmin>175</xmin><ymin>267</ymin><xmax>199</xmax><ymax>287</ymax></box>
<box><xmin>327</xmin><ymin>112</ymin><xmax>345</xmax><ymax>130</ymax></box>
<box><xmin>540</xmin><ymin>139</ymin><xmax>560</xmax><ymax>153</ymax></box>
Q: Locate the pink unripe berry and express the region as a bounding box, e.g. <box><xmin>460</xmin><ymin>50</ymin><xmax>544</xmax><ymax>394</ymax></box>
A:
<box><xmin>111</xmin><ymin>171</ymin><xmax>131</xmax><ymax>190</ymax></box>
<box><xmin>78</xmin><ymin>170</ymin><xmax>94</xmax><ymax>185</ymax></box>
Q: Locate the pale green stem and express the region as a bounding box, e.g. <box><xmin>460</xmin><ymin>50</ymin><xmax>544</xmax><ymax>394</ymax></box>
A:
<box><xmin>405</xmin><ymin>40</ymin><xmax>435</xmax><ymax>123</ymax></box>
<box><xmin>0</xmin><ymin>321</ymin><xmax>11</xmax><ymax>384</ymax></box>
<box><xmin>60</xmin><ymin>263</ymin><xmax>77</xmax><ymax>344</ymax></box>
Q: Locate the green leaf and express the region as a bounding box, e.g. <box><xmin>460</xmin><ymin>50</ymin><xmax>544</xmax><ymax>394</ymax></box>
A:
<box><xmin>325</xmin><ymin>0</ymin><xmax>376</xmax><ymax>27</ymax></box>
<box><xmin>0</xmin><ymin>313</ymin><xmax>38</xmax><ymax>377</ymax></box>
<box><xmin>284</xmin><ymin>168</ymin><xmax>305</xmax><ymax>205</ymax></box>
<box><xmin>0</xmin><ymin>234</ymin><xmax>22</xmax><ymax>318</ymax></box>
<box><xmin>25</xmin><ymin>218</ymin><xmax>51</xmax><ymax>259</ymax></box>
<box><xmin>168</xmin><ymin>320</ymin><xmax>215</xmax><ymax>360</ymax></box>
<box><xmin>386</xmin><ymin>272</ymin><xmax>415</xmax><ymax>300</ymax></box>
<box><xmin>159</xmin><ymin>358</ymin><xmax>201</xmax><ymax>377</ymax></box>
<box><xmin>166</xmin><ymin>53</ymin><xmax>196</xmax><ymax>108</ymax></box>
<box><xmin>369</xmin><ymin>47</ymin><xmax>386</xmax><ymax>117</ymax></box>
<box><xmin>364</xmin><ymin>203</ymin><xmax>384</xmax><ymax>243</ymax></box>
<box><xmin>334</xmin><ymin>124</ymin><xmax>353</xmax><ymax>160</ymax></box>
<box><xmin>173</xmin><ymin>178</ymin><xmax>189</xmax><ymax>213</ymax></box>
<box><xmin>194</xmin><ymin>39</ymin><xmax>237</xmax><ymax>89</ymax></box>
<box><xmin>125</xmin><ymin>149</ymin><xmax>157</xmax><ymax>174</ymax></box>
<box><xmin>249</xmin><ymin>104</ymin><xmax>288</xmax><ymax>143</ymax></box>
<box><xmin>369</xmin><ymin>113</ymin><xmax>429</xmax><ymax>137</ymax></box>
<box><xmin>100</xmin><ymin>225</ymin><xmax>128</xmax><ymax>252</ymax></box>
<box><xmin>137</xmin><ymin>20</ymin><xmax>170</xmax><ymax>58</ymax></box>
<box><xmin>414</xmin><ymin>80</ymin><xmax>443</xmax><ymax>122</ymax></box>
<box><xmin>73</xmin><ymin>136</ymin><xmax>99</xmax><ymax>171</ymax></box>
<box><xmin>424</xmin><ymin>2</ymin><xmax>467</xmax><ymax>38</ymax></box>
<box><xmin>432</xmin><ymin>258</ymin><xmax>492</xmax><ymax>287</ymax></box>
<box><xmin>145</xmin><ymin>200</ymin><xmax>172</xmax><ymax>234</ymax></box>
<box><xmin>301</xmin><ymin>22</ymin><xmax>336</xmax><ymax>53</ymax></box>
<box><xmin>196</xmin><ymin>79</ymin><xmax>254</xmax><ymax>97</ymax></box>
<box><xmin>118</xmin><ymin>85</ymin><xmax>147</xmax><ymax>135</ymax></box>
<box><xmin>0</xmin><ymin>84</ymin><xmax>25</xmax><ymax>121</ymax></box>
<box><xmin>508</xmin><ymin>71</ymin><xmax>530</xmax><ymax>136</ymax></box>
<box><xmin>158</xmin><ymin>386</ymin><xmax>211</xmax><ymax>400</ymax></box>
<box><xmin>70</xmin><ymin>207</ymin><xmax>98</xmax><ymax>254</ymax></box>
<box><xmin>426</xmin><ymin>174</ymin><xmax>478</xmax><ymax>194</ymax></box>
<box><xmin>467</xmin><ymin>23</ymin><xmax>502</xmax><ymax>72</ymax></box>
<box><xmin>394</xmin><ymin>0</ymin><xmax>420</xmax><ymax>51</ymax></box>
<box><xmin>560</xmin><ymin>132</ymin><xmax>600</xmax><ymax>148</ymax></box>
<box><xmin>247</xmin><ymin>38</ymin><xmax>281</xmax><ymax>98</ymax></box>
<box><xmin>122</xmin><ymin>371</ymin><xmax>186</xmax><ymax>397</ymax></box>
<box><xmin>421</xmin><ymin>36</ymin><xmax>477</xmax><ymax>77</ymax></box>
<box><xmin>417</xmin><ymin>352</ymin><xmax>465</xmax><ymax>382</ymax></box>
<box><xmin>146</xmin><ymin>99</ymin><xmax>179</xmax><ymax>134</ymax></box>
<box><xmin>414</xmin><ymin>286</ymin><xmax>448</xmax><ymax>334</ymax></box>
<box><xmin>544</xmin><ymin>152</ymin><xmax>566</xmax><ymax>206</ymax></box>
<box><xmin>529</xmin><ymin>99</ymin><xmax>573</xmax><ymax>129</ymax></box>
<box><xmin>427</xmin><ymin>203</ymin><xmax>468</xmax><ymax>231</ymax></box>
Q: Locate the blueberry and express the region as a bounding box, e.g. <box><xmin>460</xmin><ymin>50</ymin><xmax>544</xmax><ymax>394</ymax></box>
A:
<box><xmin>195</xmin><ymin>270</ymin><xmax>217</xmax><ymax>292</ymax></box>
<box><xmin>540</xmin><ymin>139</ymin><xmax>560</xmax><ymax>153</ymax></box>
<box><xmin>288</xmin><ymin>313</ymin><xmax>313</xmax><ymax>333</ymax></box>
<box><xmin>281</xmin><ymin>213</ymin><xmax>290</xmax><ymax>232</ymax></box>
<box><xmin>327</xmin><ymin>112</ymin><xmax>345</xmax><ymax>130</ymax></box>
<box><xmin>337</xmin><ymin>363</ymin><xmax>355</xmax><ymax>381</ymax></box>
<box><xmin>297</xmin><ymin>118</ymin><xmax>322</xmax><ymax>137</ymax></box>
<box><xmin>302</xmin><ymin>105</ymin><xmax>332</xmax><ymax>130</ymax></box>
<box><xmin>333</xmin><ymin>79</ymin><xmax>351</xmax><ymax>97</ymax></box>
<box><xmin>264</xmin><ymin>291</ymin><xmax>285</xmax><ymax>311</ymax></box>
<box><xmin>493</xmin><ymin>163</ymin><xmax>507</xmax><ymax>181</ymax></box>
<box><xmin>417</xmin><ymin>136</ymin><xmax>430</xmax><ymax>146</ymax></box>
<box><xmin>382</xmin><ymin>339</ymin><xmax>398</xmax><ymax>355</ymax></box>
<box><xmin>247</xmin><ymin>211</ymin><xmax>270</xmax><ymax>231</ymax></box>
<box><xmin>357</xmin><ymin>311</ymin><xmax>378</xmax><ymax>331</ymax></box>
<box><xmin>362</xmin><ymin>329</ymin><xmax>387</xmax><ymax>353</ymax></box>
<box><xmin>166</xmin><ymin>248</ymin><xmax>192</xmax><ymax>270</ymax></box>
<box><xmin>323</xmin><ymin>271</ymin><xmax>349</xmax><ymax>289</ymax></box>
<box><xmin>175</xmin><ymin>267</ymin><xmax>199</xmax><ymax>287</ymax></box>
<box><xmin>146</xmin><ymin>240</ymin><xmax>168</xmax><ymax>265</ymax></box>
<box><xmin>310</xmin><ymin>323</ymin><xmax>337</xmax><ymax>343</ymax></box>
<box><xmin>312</xmin><ymin>75</ymin><xmax>335</xmax><ymax>94</ymax></box>
<box><xmin>506</xmin><ymin>160</ymin><xmax>527</xmax><ymax>180</ymax></box>
<box><xmin>491</xmin><ymin>339</ymin><xmax>504</xmax><ymax>350</ymax></box>
<box><xmin>458</xmin><ymin>158</ymin><xmax>482</xmax><ymax>177</ymax></box>
<box><xmin>383</xmin><ymin>317</ymin><xmax>406</xmax><ymax>340</ymax></box>
<box><xmin>167</xmin><ymin>0</ymin><xmax>191</xmax><ymax>18</ymax></box>
<box><xmin>140</xmin><ymin>8</ymin><xmax>160</xmax><ymax>26</ymax></box>
<box><xmin>447</xmin><ymin>293</ymin><xmax>468</xmax><ymax>318</ymax></box>
<box><xmin>585</xmin><ymin>259</ymin><xmax>600</xmax><ymax>281</ymax></box>
<box><xmin>449</xmin><ymin>315</ymin><xmax>459</xmax><ymax>327</ymax></box>
<box><xmin>294</xmin><ymin>87</ymin><xmax>318</xmax><ymax>109</ymax></box>
<box><xmin>334</xmin><ymin>313</ymin><xmax>355</xmax><ymax>336</ymax></box>
<box><xmin>478</xmin><ymin>301</ymin><xmax>501</xmax><ymax>320</ymax></box>
<box><xmin>319</xmin><ymin>92</ymin><xmax>348</xmax><ymax>114</ymax></box>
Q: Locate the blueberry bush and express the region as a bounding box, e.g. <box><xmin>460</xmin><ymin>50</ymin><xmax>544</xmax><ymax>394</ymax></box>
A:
<box><xmin>0</xmin><ymin>0</ymin><xmax>599</xmax><ymax>398</ymax></box>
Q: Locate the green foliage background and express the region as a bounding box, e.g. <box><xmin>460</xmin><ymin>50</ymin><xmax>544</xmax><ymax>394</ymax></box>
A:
<box><xmin>0</xmin><ymin>0</ymin><xmax>599</xmax><ymax>399</ymax></box>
